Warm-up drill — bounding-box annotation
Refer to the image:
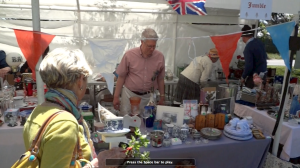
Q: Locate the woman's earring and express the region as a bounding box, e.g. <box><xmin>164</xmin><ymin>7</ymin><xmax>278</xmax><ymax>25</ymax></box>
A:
<box><xmin>80</xmin><ymin>87</ymin><xmax>83</xmax><ymax>91</ymax></box>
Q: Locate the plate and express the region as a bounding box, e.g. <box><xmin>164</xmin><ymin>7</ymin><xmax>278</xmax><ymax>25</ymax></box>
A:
<box><xmin>13</xmin><ymin>96</ymin><xmax>24</xmax><ymax>100</ymax></box>
<box><xmin>223</xmin><ymin>130</ymin><xmax>253</xmax><ymax>141</ymax></box>
<box><xmin>97</xmin><ymin>128</ymin><xmax>130</xmax><ymax>137</ymax></box>
<box><xmin>14</xmin><ymin>103</ymin><xmax>28</xmax><ymax>108</ymax></box>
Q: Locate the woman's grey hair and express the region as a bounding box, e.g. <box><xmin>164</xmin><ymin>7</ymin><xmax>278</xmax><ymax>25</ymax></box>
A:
<box><xmin>39</xmin><ymin>48</ymin><xmax>92</xmax><ymax>89</ymax></box>
<box><xmin>141</xmin><ymin>28</ymin><xmax>159</xmax><ymax>42</ymax></box>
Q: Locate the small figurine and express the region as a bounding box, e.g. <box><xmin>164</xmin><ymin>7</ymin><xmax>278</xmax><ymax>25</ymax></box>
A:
<box><xmin>8</xmin><ymin>116</ymin><xmax>17</xmax><ymax>127</ymax></box>
<box><xmin>20</xmin><ymin>116</ymin><xmax>27</xmax><ymax>126</ymax></box>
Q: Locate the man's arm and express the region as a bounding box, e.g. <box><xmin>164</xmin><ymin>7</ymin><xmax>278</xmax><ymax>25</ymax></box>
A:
<box><xmin>113</xmin><ymin>53</ymin><xmax>129</xmax><ymax>110</ymax></box>
<box><xmin>113</xmin><ymin>76</ymin><xmax>125</xmax><ymax>110</ymax></box>
<box><xmin>114</xmin><ymin>76</ymin><xmax>125</xmax><ymax>99</ymax></box>
<box><xmin>157</xmin><ymin>77</ymin><xmax>165</xmax><ymax>105</ymax></box>
<box><xmin>0</xmin><ymin>67</ymin><xmax>11</xmax><ymax>78</ymax></box>
<box><xmin>157</xmin><ymin>56</ymin><xmax>165</xmax><ymax>105</ymax></box>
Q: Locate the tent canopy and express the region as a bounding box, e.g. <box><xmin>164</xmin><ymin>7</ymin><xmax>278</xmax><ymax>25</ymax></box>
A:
<box><xmin>0</xmin><ymin>0</ymin><xmax>298</xmax><ymax>74</ymax></box>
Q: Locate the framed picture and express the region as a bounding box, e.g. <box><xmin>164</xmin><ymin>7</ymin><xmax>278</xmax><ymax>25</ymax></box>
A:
<box><xmin>156</xmin><ymin>105</ymin><xmax>184</xmax><ymax>126</ymax></box>
<box><xmin>212</xmin><ymin>97</ymin><xmax>234</xmax><ymax>114</ymax></box>
<box><xmin>200</xmin><ymin>87</ymin><xmax>216</xmax><ymax>105</ymax></box>
<box><xmin>183</xmin><ymin>100</ymin><xmax>198</xmax><ymax>118</ymax></box>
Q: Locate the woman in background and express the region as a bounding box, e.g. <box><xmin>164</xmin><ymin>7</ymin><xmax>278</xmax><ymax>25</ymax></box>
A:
<box><xmin>174</xmin><ymin>48</ymin><xmax>219</xmax><ymax>103</ymax></box>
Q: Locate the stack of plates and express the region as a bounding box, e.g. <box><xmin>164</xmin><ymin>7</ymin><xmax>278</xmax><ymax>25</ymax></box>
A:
<box><xmin>200</xmin><ymin>128</ymin><xmax>222</xmax><ymax>140</ymax></box>
<box><xmin>223</xmin><ymin>124</ymin><xmax>253</xmax><ymax>141</ymax></box>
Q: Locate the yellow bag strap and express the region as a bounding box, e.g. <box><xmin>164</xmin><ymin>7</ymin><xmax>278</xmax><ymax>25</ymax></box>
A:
<box><xmin>29</xmin><ymin>111</ymin><xmax>65</xmax><ymax>155</ymax></box>
<box><xmin>27</xmin><ymin>110</ymin><xmax>86</xmax><ymax>166</ymax></box>
<box><xmin>71</xmin><ymin>134</ymin><xmax>83</xmax><ymax>164</ymax></box>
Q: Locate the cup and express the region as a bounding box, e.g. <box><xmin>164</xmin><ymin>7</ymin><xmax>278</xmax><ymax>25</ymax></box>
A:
<box><xmin>236</xmin><ymin>120</ymin><xmax>249</xmax><ymax>132</ymax></box>
<box><xmin>229</xmin><ymin>118</ymin><xmax>240</xmax><ymax>130</ymax></box>
<box><xmin>244</xmin><ymin>116</ymin><xmax>253</xmax><ymax>126</ymax></box>
<box><xmin>13</xmin><ymin>96</ymin><xmax>25</xmax><ymax>108</ymax></box>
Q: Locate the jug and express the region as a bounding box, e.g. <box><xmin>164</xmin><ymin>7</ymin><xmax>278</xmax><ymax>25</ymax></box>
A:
<box><xmin>1</xmin><ymin>86</ymin><xmax>14</xmax><ymax>112</ymax></box>
<box><xmin>24</xmin><ymin>78</ymin><xmax>34</xmax><ymax>96</ymax></box>
<box><xmin>129</xmin><ymin>97</ymin><xmax>141</xmax><ymax>116</ymax></box>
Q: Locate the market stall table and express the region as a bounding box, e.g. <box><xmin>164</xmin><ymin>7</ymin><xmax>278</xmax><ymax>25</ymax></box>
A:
<box><xmin>0</xmin><ymin>118</ymin><xmax>25</xmax><ymax>168</ymax></box>
<box><xmin>88</xmin><ymin>77</ymin><xmax>179</xmax><ymax>108</ymax></box>
<box><xmin>234</xmin><ymin>103</ymin><xmax>300</xmax><ymax>161</ymax></box>
<box><xmin>126</xmin><ymin>134</ymin><xmax>271</xmax><ymax>168</ymax></box>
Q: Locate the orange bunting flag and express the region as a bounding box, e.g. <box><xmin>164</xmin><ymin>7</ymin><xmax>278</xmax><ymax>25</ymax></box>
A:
<box><xmin>210</xmin><ymin>33</ymin><xmax>242</xmax><ymax>83</ymax></box>
<box><xmin>14</xmin><ymin>29</ymin><xmax>55</xmax><ymax>80</ymax></box>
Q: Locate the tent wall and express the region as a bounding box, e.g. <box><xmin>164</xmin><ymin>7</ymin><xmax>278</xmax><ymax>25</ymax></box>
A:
<box><xmin>1</xmin><ymin>0</ymin><xmax>299</xmax><ymax>14</ymax></box>
<box><xmin>0</xmin><ymin>0</ymin><xmax>263</xmax><ymax>74</ymax></box>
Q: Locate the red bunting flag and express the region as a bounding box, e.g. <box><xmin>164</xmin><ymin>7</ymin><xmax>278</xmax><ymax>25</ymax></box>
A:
<box><xmin>14</xmin><ymin>29</ymin><xmax>55</xmax><ymax>80</ymax></box>
<box><xmin>210</xmin><ymin>33</ymin><xmax>242</xmax><ymax>83</ymax></box>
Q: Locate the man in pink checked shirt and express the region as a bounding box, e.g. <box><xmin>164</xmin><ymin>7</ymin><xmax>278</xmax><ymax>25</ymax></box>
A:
<box><xmin>113</xmin><ymin>28</ymin><xmax>165</xmax><ymax>116</ymax></box>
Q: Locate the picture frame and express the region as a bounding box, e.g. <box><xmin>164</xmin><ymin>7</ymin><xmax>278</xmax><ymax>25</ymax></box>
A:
<box><xmin>183</xmin><ymin>100</ymin><xmax>198</xmax><ymax>117</ymax></box>
<box><xmin>200</xmin><ymin>87</ymin><xmax>216</xmax><ymax>105</ymax></box>
<box><xmin>156</xmin><ymin>105</ymin><xmax>184</xmax><ymax>126</ymax></box>
<box><xmin>212</xmin><ymin>97</ymin><xmax>234</xmax><ymax>115</ymax></box>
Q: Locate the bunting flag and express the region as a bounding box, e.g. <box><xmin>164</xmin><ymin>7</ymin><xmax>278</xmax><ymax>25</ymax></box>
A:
<box><xmin>88</xmin><ymin>39</ymin><xmax>127</xmax><ymax>94</ymax></box>
<box><xmin>266</xmin><ymin>21</ymin><xmax>295</xmax><ymax>71</ymax></box>
<box><xmin>14</xmin><ymin>29</ymin><xmax>55</xmax><ymax>80</ymax></box>
<box><xmin>166</xmin><ymin>0</ymin><xmax>207</xmax><ymax>15</ymax></box>
<box><xmin>210</xmin><ymin>33</ymin><xmax>242</xmax><ymax>83</ymax></box>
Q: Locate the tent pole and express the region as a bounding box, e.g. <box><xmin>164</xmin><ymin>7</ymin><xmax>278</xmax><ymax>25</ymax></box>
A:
<box><xmin>173</xmin><ymin>14</ymin><xmax>178</xmax><ymax>76</ymax></box>
<box><xmin>254</xmin><ymin>20</ymin><xmax>258</xmax><ymax>38</ymax></box>
<box><xmin>76</xmin><ymin>0</ymin><xmax>83</xmax><ymax>50</ymax></box>
<box><xmin>272</xmin><ymin>17</ymin><xmax>299</xmax><ymax>156</ymax></box>
<box><xmin>31</xmin><ymin>0</ymin><xmax>44</xmax><ymax>105</ymax></box>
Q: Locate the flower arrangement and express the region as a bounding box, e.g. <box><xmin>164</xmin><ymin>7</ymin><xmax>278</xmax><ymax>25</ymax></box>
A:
<box><xmin>235</xmin><ymin>55</ymin><xmax>245</xmax><ymax>69</ymax></box>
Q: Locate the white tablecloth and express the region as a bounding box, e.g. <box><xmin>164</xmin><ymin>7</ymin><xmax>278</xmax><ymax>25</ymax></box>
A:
<box><xmin>0</xmin><ymin>120</ymin><xmax>25</xmax><ymax>168</ymax></box>
<box><xmin>234</xmin><ymin>103</ymin><xmax>300</xmax><ymax>161</ymax></box>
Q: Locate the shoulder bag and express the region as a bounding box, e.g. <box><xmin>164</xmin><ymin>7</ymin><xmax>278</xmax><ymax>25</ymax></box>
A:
<box><xmin>11</xmin><ymin>111</ymin><xmax>91</xmax><ymax>168</ymax></box>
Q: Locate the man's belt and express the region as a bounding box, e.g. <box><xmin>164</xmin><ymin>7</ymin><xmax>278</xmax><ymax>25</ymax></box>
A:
<box><xmin>131</xmin><ymin>90</ymin><xmax>151</xmax><ymax>95</ymax></box>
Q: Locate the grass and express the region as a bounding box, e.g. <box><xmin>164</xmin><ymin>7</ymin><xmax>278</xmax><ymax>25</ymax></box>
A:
<box><xmin>267</xmin><ymin>53</ymin><xmax>281</xmax><ymax>59</ymax></box>
<box><xmin>267</xmin><ymin>65</ymin><xmax>300</xmax><ymax>77</ymax></box>
<box><xmin>266</xmin><ymin>53</ymin><xmax>300</xmax><ymax>78</ymax></box>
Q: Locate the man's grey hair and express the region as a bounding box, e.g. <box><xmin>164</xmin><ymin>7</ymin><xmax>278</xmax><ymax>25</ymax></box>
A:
<box><xmin>141</xmin><ymin>28</ymin><xmax>159</xmax><ymax>41</ymax></box>
<box><xmin>39</xmin><ymin>48</ymin><xmax>92</xmax><ymax>89</ymax></box>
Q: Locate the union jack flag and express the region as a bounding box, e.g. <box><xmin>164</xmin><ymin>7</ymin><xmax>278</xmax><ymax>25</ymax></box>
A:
<box><xmin>167</xmin><ymin>0</ymin><xmax>207</xmax><ymax>15</ymax></box>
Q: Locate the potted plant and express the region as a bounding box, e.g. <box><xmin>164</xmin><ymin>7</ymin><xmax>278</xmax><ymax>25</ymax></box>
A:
<box><xmin>120</xmin><ymin>128</ymin><xmax>150</xmax><ymax>167</ymax></box>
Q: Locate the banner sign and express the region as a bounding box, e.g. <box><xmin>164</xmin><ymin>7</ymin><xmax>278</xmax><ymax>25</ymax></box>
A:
<box><xmin>240</xmin><ymin>0</ymin><xmax>272</xmax><ymax>20</ymax></box>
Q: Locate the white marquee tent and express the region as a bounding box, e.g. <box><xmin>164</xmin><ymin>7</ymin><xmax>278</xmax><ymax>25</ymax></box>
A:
<box><xmin>0</xmin><ymin>0</ymin><xmax>299</xmax><ymax>73</ymax></box>
<box><xmin>0</xmin><ymin>0</ymin><xmax>253</xmax><ymax>73</ymax></box>
<box><xmin>0</xmin><ymin>0</ymin><xmax>300</xmax><ymax>167</ymax></box>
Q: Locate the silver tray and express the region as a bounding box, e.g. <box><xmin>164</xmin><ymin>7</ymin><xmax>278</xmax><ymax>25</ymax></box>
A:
<box><xmin>200</xmin><ymin>128</ymin><xmax>222</xmax><ymax>140</ymax></box>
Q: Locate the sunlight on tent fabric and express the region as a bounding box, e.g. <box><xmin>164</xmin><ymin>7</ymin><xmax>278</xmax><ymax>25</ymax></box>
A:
<box><xmin>0</xmin><ymin>0</ymin><xmax>171</xmax><ymax>10</ymax></box>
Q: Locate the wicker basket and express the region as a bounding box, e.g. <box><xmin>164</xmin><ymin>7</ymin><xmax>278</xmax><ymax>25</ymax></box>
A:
<box><xmin>22</xmin><ymin>73</ymin><xmax>33</xmax><ymax>82</ymax></box>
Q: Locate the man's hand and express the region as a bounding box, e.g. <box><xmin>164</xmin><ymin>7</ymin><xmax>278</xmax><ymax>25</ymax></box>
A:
<box><xmin>241</xmin><ymin>78</ymin><xmax>245</xmax><ymax>84</ymax></box>
<box><xmin>113</xmin><ymin>96</ymin><xmax>121</xmax><ymax>111</ymax></box>
<box><xmin>97</xmin><ymin>147</ymin><xmax>126</xmax><ymax>168</ymax></box>
<box><xmin>240</xmin><ymin>78</ymin><xmax>245</xmax><ymax>88</ymax></box>
<box><xmin>0</xmin><ymin>67</ymin><xmax>11</xmax><ymax>78</ymax></box>
<box><xmin>158</xmin><ymin>96</ymin><xmax>165</xmax><ymax>105</ymax></box>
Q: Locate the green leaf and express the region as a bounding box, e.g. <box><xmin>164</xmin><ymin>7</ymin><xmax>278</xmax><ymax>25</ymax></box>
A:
<box><xmin>140</xmin><ymin>135</ymin><xmax>147</xmax><ymax>139</ymax></box>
